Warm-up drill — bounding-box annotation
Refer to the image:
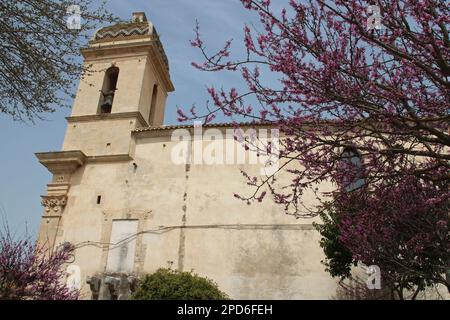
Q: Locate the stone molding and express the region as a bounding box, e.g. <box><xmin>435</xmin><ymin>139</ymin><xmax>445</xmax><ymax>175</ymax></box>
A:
<box><xmin>88</xmin><ymin>154</ymin><xmax>132</xmax><ymax>163</ymax></box>
<box><xmin>35</xmin><ymin>150</ymin><xmax>87</xmax><ymax>175</ymax></box>
<box><xmin>66</xmin><ymin>111</ymin><xmax>148</xmax><ymax>127</ymax></box>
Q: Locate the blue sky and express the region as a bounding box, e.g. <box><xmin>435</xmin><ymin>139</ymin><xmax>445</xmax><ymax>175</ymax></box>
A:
<box><xmin>0</xmin><ymin>0</ymin><xmax>289</xmax><ymax>236</ymax></box>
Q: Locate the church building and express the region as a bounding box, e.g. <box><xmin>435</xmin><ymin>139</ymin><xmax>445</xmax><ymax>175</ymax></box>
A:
<box><xmin>36</xmin><ymin>12</ymin><xmax>337</xmax><ymax>299</ymax></box>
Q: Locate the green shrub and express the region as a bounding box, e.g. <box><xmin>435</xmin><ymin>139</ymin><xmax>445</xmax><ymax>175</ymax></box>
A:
<box><xmin>313</xmin><ymin>204</ymin><xmax>356</xmax><ymax>280</ymax></box>
<box><xmin>132</xmin><ymin>268</ymin><xmax>229</xmax><ymax>300</ymax></box>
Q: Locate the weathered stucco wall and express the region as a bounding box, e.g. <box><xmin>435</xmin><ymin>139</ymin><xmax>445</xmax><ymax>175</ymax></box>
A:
<box><xmin>62</xmin><ymin>118</ymin><xmax>138</xmax><ymax>156</ymax></box>
<box><xmin>39</xmin><ymin>133</ymin><xmax>338</xmax><ymax>299</ymax></box>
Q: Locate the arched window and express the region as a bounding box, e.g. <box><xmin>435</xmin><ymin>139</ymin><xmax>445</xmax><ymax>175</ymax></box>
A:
<box><xmin>99</xmin><ymin>66</ymin><xmax>119</xmax><ymax>114</ymax></box>
<box><xmin>340</xmin><ymin>147</ymin><xmax>365</xmax><ymax>192</ymax></box>
<box><xmin>148</xmin><ymin>84</ymin><xmax>158</xmax><ymax>125</ymax></box>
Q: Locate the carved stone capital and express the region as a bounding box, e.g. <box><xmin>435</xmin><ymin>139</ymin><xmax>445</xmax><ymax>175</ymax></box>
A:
<box><xmin>41</xmin><ymin>195</ymin><xmax>67</xmax><ymax>215</ymax></box>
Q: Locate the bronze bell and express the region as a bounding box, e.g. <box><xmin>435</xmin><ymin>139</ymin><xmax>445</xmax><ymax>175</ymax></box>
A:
<box><xmin>101</xmin><ymin>90</ymin><xmax>115</xmax><ymax>113</ymax></box>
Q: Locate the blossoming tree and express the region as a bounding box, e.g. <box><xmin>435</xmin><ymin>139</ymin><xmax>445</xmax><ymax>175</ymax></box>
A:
<box><xmin>181</xmin><ymin>0</ymin><xmax>450</xmax><ymax>298</ymax></box>
<box><xmin>0</xmin><ymin>227</ymin><xmax>78</xmax><ymax>300</ymax></box>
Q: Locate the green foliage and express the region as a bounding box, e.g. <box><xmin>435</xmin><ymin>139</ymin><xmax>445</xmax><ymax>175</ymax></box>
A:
<box><xmin>132</xmin><ymin>268</ymin><xmax>230</xmax><ymax>300</ymax></box>
<box><xmin>313</xmin><ymin>204</ymin><xmax>356</xmax><ymax>280</ymax></box>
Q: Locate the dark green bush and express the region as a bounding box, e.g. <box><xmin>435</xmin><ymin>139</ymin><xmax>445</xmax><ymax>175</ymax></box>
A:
<box><xmin>313</xmin><ymin>203</ymin><xmax>356</xmax><ymax>280</ymax></box>
<box><xmin>132</xmin><ymin>268</ymin><xmax>229</xmax><ymax>300</ymax></box>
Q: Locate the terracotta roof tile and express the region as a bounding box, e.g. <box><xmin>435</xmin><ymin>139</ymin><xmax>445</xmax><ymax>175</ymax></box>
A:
<box><xmin>132</xmin><ymin>121</ymin><xmax>273</xmax><ymax>133</ymax></box>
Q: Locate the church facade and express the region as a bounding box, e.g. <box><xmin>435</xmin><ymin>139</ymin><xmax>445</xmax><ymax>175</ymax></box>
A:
<box><xmin>36</xmin><ymin>12</ymin><xmax>337</xmax><ymax>299</ymax></box>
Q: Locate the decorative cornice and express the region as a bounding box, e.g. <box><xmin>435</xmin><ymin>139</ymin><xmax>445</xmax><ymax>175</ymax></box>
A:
<box><xmin>47</xmin><ymin>183</ymin><xmax>70</xmax><ymax>196</ymax></box>
<box><xmin>41</xmin><ymin>195</ymin><xmax>67</xmax><ymax>216</ymax></box>
<box><xmin>36</xmin><ymin>150</ymin><xmax>133</xmax><ymax>172</ymax></box>
<box><xmin>94</xmin><ymin>24</ymin><xmax>151</xmax><ymax>41</ymax></box>
<box><xmin>132</xmin><ymin>122</ymin><xmax>274</xmax><ymax>138</ymax></box>
<box><xmin>148</xmin><ymin>42</ymin><xmax>174</xmax><ymax>92</ymax></box>
<box><xmin>66</xmin><ymin>111</ymin><xmax>148</xmax><ymax>127</ymax></box>
<box><xmin>88</xmin><ymin>20</ymin><xmax>170</xmax><ymax>72</ymax></box>
<box><xmin>134</xmin><ymin>121</ymin><xmax>274</xmax><ymax>131</ymax></box>
<box><xmin>148</xmin><ymin>30</ymin><xmax>169</xmax><ymax>73</ymax></box>
<box><xmin>35</xmin><ymin>151</ymin><xmax>87</xmax><ymax>174</ymax></box>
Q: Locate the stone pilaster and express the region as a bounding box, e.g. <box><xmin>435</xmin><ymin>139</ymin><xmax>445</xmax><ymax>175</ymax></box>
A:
<box><xmin>35</xmin><ymin>151</ymin><xmax>87</xmax><ymax>247</ymax></box>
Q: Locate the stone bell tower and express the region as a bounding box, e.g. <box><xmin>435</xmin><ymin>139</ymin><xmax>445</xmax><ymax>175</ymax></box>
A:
<box><xmin>36</xmin><ymin>12</ymin><xmax>174</xmax><ymax>248</ymax></box>
<box><xmin>63</xmin><ymin>11</ymin><xmax>174</xmax><ymax>156</ymax></box>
